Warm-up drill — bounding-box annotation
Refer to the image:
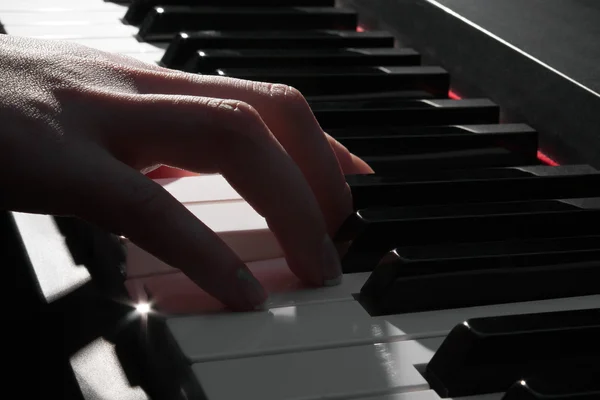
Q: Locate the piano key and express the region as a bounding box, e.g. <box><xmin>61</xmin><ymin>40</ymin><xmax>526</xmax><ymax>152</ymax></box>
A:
<box><xmin>360</xmin><ymin>146</ymin><xmax>538</xmax><ymax>174</ymax></box>
<box><xmin>0</xmin><ymin>1</ymin><xmax>127</xmax><ymax>12</ymax></box>
<box><xmin>161</xmin><ymin>279</ymin><xmax>599</xmax><ymax>362</ymax></box>
<box><xmin>5</xmin><ymin>23</ymin><xmax>137</xmax><ymax>39</ymax></box>
<box><xmin>425</xmin><ymin>308</ymin><xmax>600</xmax><ymax>397</ymax></box>
<box><xmin>129</xmin><ymin>258</ymin><xmax>370</xmax><ymax>305</ymax></box>
<box><xmin>313</xmin><ymin>98</ymin><xmax>499</xmax><ymax>128</ymax></box>
<box><xmin>138</xmin><ymin>7</ymin><xmax>358</xmax><ymax>42</ymax></box>
<box><xmin>396</xmin><ymin>235</ymin><xmax>600</xmax><ymax>261</ymax></box>
<box><xmin>160</xmin><ymin>30</ymin><xmax>396</xmax><ymax>70</ymax></box>
<box><xmin>338</xmin><ymin>199</ymin><xmax>600</xmax><ymax>272</ymax></box>
<box><xmin>182</xmin><ymin>47</ymin><xmax>420</xmax><ymax>73</ymax></box>
<box><xmin>0</xmin><ymin>10</ymin><xmax>124</xmax><ymax>25</ymax></box>
<box><xmin>153</xmin><ymin>174</ymin><xmax>241</xmax><ymax>204</ymax></box>
<box><xmin>346</xmin><ymin>163</ymin><xmax>598</xmax><ymax>185</ymax></box>
<box><xmin>124</xmin><ymin>0</ymin><xmax>336</xmax><ymax>26</ymax></box>
<box><xmin>217</xmin><ymin>66</ymin><xmax>450</xmax><ymax>97</ymax></box>
<box><xmin>360</xmin><ymin>241</ymin><xmax>600</xmax><ymax>315</ymax></box>
<box><xmin>121</xmin><ymin>200</ymin><xmax>282</xmax><ymax>272</ymax></box>
<box><xmin>63</xmin><ymin>36</ymin><xmax>167</xmax><ymax>53</ymax></box>
<box><xmin>349</xmin><ymin>164</ymin><xmax>600</xmax><ymax>209</ymax></box>
<box><xmin>502</xmin><ymin>363</ymin><xmax>600</xmax><ymax>400</ymax></box>
<box><xmin>190</xmin><ymin>338</ymin><xmax>440</xmax><ymax>400</ymax></box>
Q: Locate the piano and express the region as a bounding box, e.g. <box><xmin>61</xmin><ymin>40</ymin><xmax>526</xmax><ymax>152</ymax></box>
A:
<box><xmin>2</xmin><ymin>0</ymin><xmax>599</xmax><ymax>399</ymax></box>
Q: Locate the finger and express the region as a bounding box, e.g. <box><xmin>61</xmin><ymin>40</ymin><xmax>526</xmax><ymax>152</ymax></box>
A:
<box><xmin>132</xmin><ymin>72</ymin><xmax>366</xmax><ymax>234</ymax></box>
<box><xmin>0</xmin><ymin>137</ymin><xmax>266</xmax><ymax>311</ymax></box>
<box><xmin>105</xmin><ymin>93</ymin><xmax>342</xmax><ymax>287</ymax></box>
<box><xmin>84</xmin><ymin>155</ymin><xmax>268</xmax><ymax>311</ymax></box>
<box><xmin>325</xmin><ymin>133</ymin><xmax>375</xmax><ymax>174</ymax></box>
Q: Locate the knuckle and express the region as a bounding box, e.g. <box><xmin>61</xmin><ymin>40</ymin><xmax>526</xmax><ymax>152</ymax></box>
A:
<box><xmin>119</xmin><ymin>178</ymin><xmax>170</xmax><ymax>222</ymax></box>
<box><xmin>267</xmin><ymin>83</ymin><xmax>307</xmax><ymax>107</ymax></box>
<box><xmin>207</xmin><ymin>98</ymin><xmax>265</xmax><ymax>130</ymax></box>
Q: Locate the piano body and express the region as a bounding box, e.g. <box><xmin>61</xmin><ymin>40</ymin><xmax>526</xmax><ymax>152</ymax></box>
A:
<box><xmin>2</xmin><ymin>0</ymin><xmax>599</xmax><ymax>399</ymax></box>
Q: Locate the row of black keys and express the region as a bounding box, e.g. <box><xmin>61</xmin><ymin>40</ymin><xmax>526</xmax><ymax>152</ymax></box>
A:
<box><xmin>345</xmin><ymin>164</ymin><xmax>600</xmax><ymax>316</ymax></box>
<box><xmin>425</xmin><ymin>307</ymin><xmax>599</xmax><ymax>398</ymax></box>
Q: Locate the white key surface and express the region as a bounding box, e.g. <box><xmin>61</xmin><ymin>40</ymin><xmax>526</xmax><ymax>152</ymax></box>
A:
<box><xmin>126</xmin><ymin>258</ymin><xmax>369</xmax><ymax>310</ymax></box>
<box><xmin>5</xmin><ymin>24</ymin><xmax>137</xmax><ymax>39</ymax></box>
<box><xmin>11</xmin><ymin>212</ymin><xmax>91</xmax><ymax>303</ymax></box>
<box><xmin>1</xmin><ymin>11</ymin><xmax>125</xmax><ymax>25</ymax></box>
<box><xmin>192</xmin><ymin>338</ymin><xmax>441</xmax><ymax>400</ymax></box>
<box><xmin>156</xmin><ymin>175</ymin><xmax>242</xmax><ymax>204</ymax></box>
<box><xmin>123</xmin><ymin>199</ymin><xmax>281</xmax><ymax>276</ymax></box>
<box><xmin>160</xmin><ymin>256</ymin><xmax>600</xmax><ymax>362</ymax></box>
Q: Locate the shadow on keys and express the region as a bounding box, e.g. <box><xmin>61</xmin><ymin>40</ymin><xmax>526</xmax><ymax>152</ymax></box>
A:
<box><xmin>4</xmin><ymin>209</ymin><xmax>445</xmax><ymax>400</ymax></box>
<box><xmin>3</xmin><ymin>211</ymin><xmax>183</xmax><ymax>399</ymax></box>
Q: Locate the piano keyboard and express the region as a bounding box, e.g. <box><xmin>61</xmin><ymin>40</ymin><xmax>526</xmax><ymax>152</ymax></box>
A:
<box><xmin>2</xmin><ymin>1</ymin><xmax>599</xmax><ymax>399</ymax></box>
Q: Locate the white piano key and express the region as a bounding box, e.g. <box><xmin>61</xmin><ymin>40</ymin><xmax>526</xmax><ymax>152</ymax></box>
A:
<box><xmin>0</xmin><ymin>3</ymin><xmax>127</xmax><ymax>12</ymax></box>
<box><xmin>5</xmin><ymin>23</ymin><xmax>137</xmax><ymax>39</ymax></box>
<box><xmin>126</xmin><ymin>258</ymin><xmax>369</xmax><ymax>309</ymax></box>
<box><xmin>1</xmin><ymin>11</ymin><xmax>124</xmax><ymax>25</ymax></box>
<box><xmin>62</xmin><ymin>37</ymin><xmax>167</xmax><ymax>53</ymax></box>
<box><xmin>355</xmin><ymin>391</ymin><xmax>442</xmax><ymax>400</ymax></box>
<box><xmin>191</xmin><ymin>338</ymin><xmax>441</xmax><ymax>400</ymax></box>
<box><xmin>0</xmin><ymin>0</ymin><xmax>121</xmax><ymax>10</ymax></box>
<box><xmin>122</xmin><ymin>200</ymin><xmax>281</xmax><ymax>277</ymax></box>
<box><xmin>10</xmin><ymin>212</ymin><xmax>91</xmax><ymax>303</ymax></box>
<box><xmin>166</xmin><ymin>282</ymin><xmax>600</xmax><ymax>363</ymax></box>
<box><xmin>155</xmin><ymin>175</ymin><xmax>242</xmax><ymax>204</ymax></box>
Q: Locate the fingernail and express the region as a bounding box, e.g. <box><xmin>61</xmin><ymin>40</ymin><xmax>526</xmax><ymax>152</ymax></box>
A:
<box><xmin>322</xmin><ymin>235</ymin><xmax>343</xmax><ymax>286</ymax></box>
<box><xmin>236</xmin><ymin>268</ymin><xmax>269</xmax><ymax>308</ymax></box>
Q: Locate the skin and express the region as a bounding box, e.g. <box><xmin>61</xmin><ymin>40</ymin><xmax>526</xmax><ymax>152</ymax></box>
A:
<box><xmin>0</xmin><ymin>35</ymin><xmax>373</xmax><ymax>311</ymax></box>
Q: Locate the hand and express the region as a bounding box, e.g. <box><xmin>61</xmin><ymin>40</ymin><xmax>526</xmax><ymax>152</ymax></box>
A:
<box><xmin>0</xmin><ymin>35</ymin><xmax>372</xmax><ymax>311</ymax></box>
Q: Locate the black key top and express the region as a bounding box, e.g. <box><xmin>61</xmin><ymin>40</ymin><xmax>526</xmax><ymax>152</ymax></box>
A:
<box><xmin>313</xmin><ymin>99</ymin><xmax>499</xmax><ymax>128</ymax></box>
<box><xmin>160</xmin><ymin>30</ymin><xmax>395</xmax><ymax>69</ymax></box>
<box><xmin>502</xmin><ymin>363</ymin><xmax>600</xmax><ymax>400</ymax></box>
<box><xmin>349</xmin><ymin>163</ymin><xmax>600</xmax><ymax>209</ymax></box>
<box><xmin>425</xmin><ymin>308</ymin><xmax>600</xmax><ymax>397</ymax></box>
<box><xmin>396</xmin><ymin>235</ymin><xmax>600</xmax><ymax>264</ymax></box>
<box><xmin>217</xmin><ymin>66</ymin><xmax>449</xmax><ymax>97</ymax></box>
<box><xmin>359</xmin><ymin>241</ymin><xmax>600</xmax><ymax>314</ymax></box>
<box><xmin>138</xmin><ymin>7</ymin><xmax>358</xmax><ymax>41</ymax></box>
<box><xmin>333</xmin><ymin>124</ymin><xmax>536</xmax><ymax>173</ymax></box>
<box><xmin>337</xmin><ymin>125</ymin><xmax>538</xmax><ymax>174</ymax></box>
<box><xmin>306</xmin><ymin>90</ymin><xmax>436</xmax><ymax>102</ymax></box>
<box><xmin>337</xmin><ymin>199</ymin><xmax>600</xmax><ymax>272</ymax></box>
<box><xmin>332</xmin><ymin>125</ymin><xmax>472</xmax><ymax>138</ymax></box>
<box><xmin>182</xmin><ymin>47</ymin><xmax>420</xmax><ymax>73</ymax></box>
<box><xmin>125</xmin><ymin>0</ymin><xmax>335</xmax><ymax>25</ymax></box>
<box><xmin>345</xmin><ymin>163</ymin><xmax>597</xmax><ymax>185</ymax></box>
<box><xmin>309</xmin><ymin>96</ymin><xmax>430</xmax><ymax>110</ymax></box>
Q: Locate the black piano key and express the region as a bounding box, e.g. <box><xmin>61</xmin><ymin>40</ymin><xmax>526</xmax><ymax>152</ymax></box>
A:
<box><xmin>349</xmin><ymin>164</ymin><xmax>600</xmax><ymax>209</ymax></box>
<box><xmin>502</xmin><ymin>363</ymin><xmax>600</xmax><ymax>400</ymax></box>
<box><xmin>138</xmin><ymin>7</ymin><xmax>358</xmax><ymax>41</ymax></box>
<box><xmin>359</xmin><ymin>242</ymin><xmax>600</xmax><ymax>314</ymax></box>
<box><xmin>424</xmin><ymin>308</ymin><xmax>600</xmax><ymax>397</ymax></box>
<box><xmin>160</xmin><ymin>30</ymin><xmax>395</xmax><ymax>70</ymax></box>
<box><xmin>124</xmin><ymin>0</ymin><xmax>335</xmax><ymax>25</ymax></box>
<box><xmin>216</xmin><ymin>66</ymin><xmax>450</xmax><ymax>97</ymax></box>
<box><xmin>182</xmin><ymin>47</ymin><xmax>420</xmax><ymax>73</ymax></box>
<box><xmin>345</xmin><ymin>163</ymin><xmax>596</xmax><ymax>186</ymax></box>
<box><xmin>336</xmin><ymin>125</ymin><xmax>537</xmax><ymax>174</ymax></box>
<box><xmin>306</xmin><ymin>90</ymin><xmax>436</xmax><ymax>102</ymax></box>
<box><xmin>313</xmin><ymin>99</ymin><xmax>499</xmax><ymax>128</ymax></box>
<box><xmin>0</xmin><ymin>24</ymin><xmax>5</xmax><ymax>34</ymax></box>
<box><xmin>309</xmin><ymin>96</ymin><xmax>429</xmax><ymax>110</ymax></box>
<box><xmin>337</xmin><ymin>199</ymin><xmax>600</xmax><ymax>272</ymax></box>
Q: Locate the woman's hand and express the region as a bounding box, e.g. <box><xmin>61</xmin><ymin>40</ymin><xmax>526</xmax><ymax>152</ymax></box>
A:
<box><xmin>0</xmin><ymin>35</ymin><xmax>372</xmax><ymax>311</ymax></box>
